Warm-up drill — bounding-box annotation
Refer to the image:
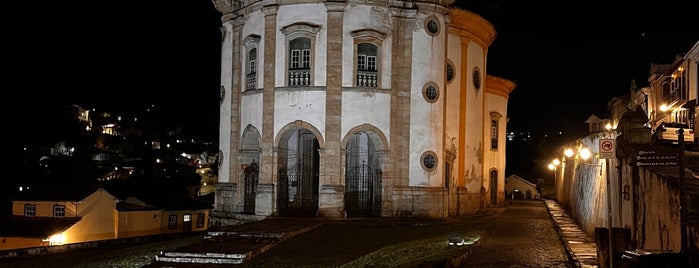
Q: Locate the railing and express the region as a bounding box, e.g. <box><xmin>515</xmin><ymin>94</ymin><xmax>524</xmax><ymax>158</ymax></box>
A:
<box><xmin>246</xmin><ymin>73</ymin><xmax>256</xmax><ymax>91</ymax></box>
<box><xmin>356</xmin><ymin>71</ymin><xmax>378</xmax><ymax>87</ymax></box>
<box><xmin>288</xmin><ymin>69</ymin><xmax>310</xmax><ymax>86</ymax></box>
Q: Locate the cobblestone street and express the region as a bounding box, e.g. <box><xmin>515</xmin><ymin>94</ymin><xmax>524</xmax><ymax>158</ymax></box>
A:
<box><xmin>0</xmin><ymin>199</ymin><xmax>588</xmax><ymax>268</ymax></box>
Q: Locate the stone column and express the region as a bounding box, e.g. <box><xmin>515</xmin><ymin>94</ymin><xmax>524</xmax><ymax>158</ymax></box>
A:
<box><xmin>387</xmin><ymin>7</ymin><xmax>416</xmax><ymax>215</ymax></box>
<box><xmin>213</xmin><ymin>13</ymin><xmax>244</xmax><ymax>222</ymax></box>
<box><xmin>256</xmin><ymin>4</ymin><xmax>279</xmax><ymax>216</ymax></box>
<box><xmin>318</xmin><ymin>1</ymin><xmax>347</xmax><ymax>218</ymax></box>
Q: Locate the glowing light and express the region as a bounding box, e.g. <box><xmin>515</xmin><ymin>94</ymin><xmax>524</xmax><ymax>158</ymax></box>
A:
<box><xmin>564</xmin><ymin>148</ymin><xmax>574</xmax><ymax>157</ymax></box>
<box><xmin>46</xmin><ymin>233</ymin><xmax>66</xmax><ymax>245</ymax></box>
<box><xmin>660</xmin><ymin>104</ymin><xmax>669</xmax><ymax>112</ymax></box>
<box><xmin>605</xmin><ymin>123</ymin><xmax>612</xmax><ymax>130</ymax></box>
<box><xmin>580</xmin><ymin>148</ymin><xmax>591</xmax><ymax>160</ymax></box>
<box><xmin>548</xmin><ymin>163</ymin><xmax>555</xmax><ymax>170</ymax></box>
<box><xmin>552</xmin><ymin>159</ymin><xmax>561</xmax><ymax>166</ymax></box>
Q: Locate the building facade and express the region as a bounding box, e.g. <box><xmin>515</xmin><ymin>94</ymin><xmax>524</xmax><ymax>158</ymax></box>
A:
<box><xmin>211</xmin><ymin>0</ymin><xmax>515</xmax><ymax>224</ymax></box>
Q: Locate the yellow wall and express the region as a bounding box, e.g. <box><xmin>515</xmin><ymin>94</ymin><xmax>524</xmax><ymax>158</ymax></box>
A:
<box><xmin>160</xmin><ymin>210</ymin><xmax>209</xmax><ymax>234</ymax></box>
<box><xmin>117</xmin><ymin>210</ymin><xmax>163</xmax><ymax>238</ymax></box>
<box><xmin>6</xmin><ymin>188</ymin><xmax>210</xmax><ymax>251</ymax></box>
<box><xmin>0</xmin><ymin>237</ymin><xmax>46</xmax><ymax>250</ymax></box>
<box><xmin>62</xmin><ymin>189</ymin><xmax>118</xmax><ymax>243</ymax></box>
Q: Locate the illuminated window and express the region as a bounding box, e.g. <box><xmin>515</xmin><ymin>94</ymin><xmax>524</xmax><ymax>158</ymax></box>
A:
<box><xmin>168</xmin><ymin>215</ymin><xmax>177</xmax><ymax>230</ymax></box>
<box><xmin>53</xmin><ymin>205</ymin><xmax>65</xmax><ymax>218</ymax></box>
<box><xmin>24</xmin><ymin>204</ymin><xmax>36</xmax><ymax>217</ymax></box>
<box><xmin>197</xmin><ymin>212</ymin><xmax>206</xmax><ymax>227</ymax></box>
<box><xmin>184</xmin><ymin>214</ymin><xmax>191</xmax><ymax>222</ymax></box>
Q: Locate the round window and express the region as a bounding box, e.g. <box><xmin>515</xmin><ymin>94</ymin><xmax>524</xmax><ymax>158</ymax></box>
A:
<box><xmin>472</xmin><ymin>67</ymin><xmax>481</xmax><ymax>91</ymax></box>
<box><xmin>425</xmin><ymin>17</ymin><xmax>440</xmax><ymax>36</ymax></box>
<box><xmin>446</xmin><ymin>61</ymin><xmax>455</xmax><ymax>83</ymax></box>
<box><xmin>422</xmin><ymin>83</ymin><xmax>439</xmax><ymax>103</ymax></box>
<box><xmin>220</xmin><ymin>85</ymin><xmax>226</xmax><ymax>103</ymax></box>
<box><xmin>421</xmin><ymin>151</ymin><xmax>438</xmax><ymax>172</ymax></box>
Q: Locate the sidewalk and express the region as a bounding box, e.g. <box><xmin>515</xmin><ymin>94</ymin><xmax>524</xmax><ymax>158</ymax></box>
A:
<box><xmin>545</xmin><ymin>199</ymin><xmax>599</xmax><ymax>268</ymax></box>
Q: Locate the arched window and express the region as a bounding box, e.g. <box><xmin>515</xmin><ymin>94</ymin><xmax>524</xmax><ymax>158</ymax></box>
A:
<box><xmin>282</xmin><ymin>23</ymin><xmax>319</xmax><ymax>87</ymax></box>
<box><xmin>247</xmin><ymin>48</ymin><xmax>257</xmax><ymax>90</ymax></box>
<box><xmin>244</xmin><ymin>35</ymin><xmax>260</xmax><ymax>91</ymax></box>
<box><xmin>351</xmin><ymin>29</ymin><xmax>385</xmax><ymax>88</ymax></box>
<box><xmin>490</xmin><ymin>112</ymin><xmax>502</xmax><ymax>150</ymax></box>
<box><xmin>357</xmin><ymin>43</ymin><xmax>378</xmax><ymax>87</ymax></box>
<box><xmin>491</xmin><ymin>119</ymin><xmax>498</xmax><ymax>149</ymax></box>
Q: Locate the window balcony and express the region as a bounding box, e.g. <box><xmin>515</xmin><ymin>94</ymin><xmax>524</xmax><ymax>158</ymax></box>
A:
<box><xmin>356</xmin><ymin>70</ymin><xmax>377</xmax><ymax>87</ymax></box>
<box><xmin>288</xmin><ymin>69</ymin><xmax>310</xmax><ymax>86</ymax></box>
<box><xmin>246</xmin><ymin>73</ymin><xmax>256</xmax><ymax>91</ymax></box>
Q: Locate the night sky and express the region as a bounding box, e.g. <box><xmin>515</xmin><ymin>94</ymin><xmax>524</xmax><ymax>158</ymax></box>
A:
<box><xmin>6</xmin><ymin>1</ymin><xmax>698</xmax><ymax>142</ymax></box>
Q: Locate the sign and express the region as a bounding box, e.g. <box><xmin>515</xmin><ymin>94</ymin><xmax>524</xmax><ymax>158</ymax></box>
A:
<box><xmin>635</xmin><ymin>148</ymin><xmax>679</xmax><ymax>167</ymax></box>
<box><xmin>599</xmin><ymin>139</ymin><xmax>615</xmax><ymax>159</ymax></box>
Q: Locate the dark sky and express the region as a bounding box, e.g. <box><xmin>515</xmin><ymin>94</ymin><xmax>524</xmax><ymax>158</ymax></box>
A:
<box><xmin>7</xmin><ymin>1</ymin><xmax>698</xmax><ymax>141</ymax></box>
<box><xmin>459</xmin><ymin>1</ymin><xmax>699</xmax><ymax>137</ymax></box>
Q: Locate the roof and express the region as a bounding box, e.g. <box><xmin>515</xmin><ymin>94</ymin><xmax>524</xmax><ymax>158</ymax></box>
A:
<box><xmin>505</xmin><ymin>174</ymin><xmax>537</xmax><ymax>187</ymax></box>
<box><xmin>11</xmin><ymin>184</ymin><xmax>103</xmax><ymax>202</ymax></box>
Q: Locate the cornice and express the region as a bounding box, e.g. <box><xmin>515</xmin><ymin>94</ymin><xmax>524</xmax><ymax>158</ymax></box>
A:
<box><xmin>485</xmin><ymin>75</ymin><xmax>516</xmax><ymax>99</ymax></box>
<box><xmin>447</xmin><ymin>8</ymin><xmax>496</xmax><ymax>48</ymax></box>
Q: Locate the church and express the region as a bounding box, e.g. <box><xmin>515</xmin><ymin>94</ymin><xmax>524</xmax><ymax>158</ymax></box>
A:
<box><xmin>210</xmin><ymin>0</ymin><xmax>515</xmax><ymax>225</ymax></box>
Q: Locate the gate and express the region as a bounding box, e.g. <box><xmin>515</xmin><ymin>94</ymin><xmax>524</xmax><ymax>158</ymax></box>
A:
<box><xmin>277</xmin><ymin>130</ymin><xmax>319</xmax><ymax>217</ymax></box>
<box><xmin>345</xmin><ymin>132</ymin><xmax>382</xmax><ymax>217</ymax></box>
<box><xmin>243</xmin><ymin>160</ymin><xmax>258</xmax><ymax>214</ymax></box>
<box><xmin>345</xmin><ymin>160</ymin><xmax>382</xmax><ymax>217</ymax></box>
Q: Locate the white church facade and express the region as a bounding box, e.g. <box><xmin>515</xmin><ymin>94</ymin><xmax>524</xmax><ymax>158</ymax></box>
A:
<box><xmin>211</xmin><ymin>0</ymin><xmax>515</xmax><ymax>225</ymax></box>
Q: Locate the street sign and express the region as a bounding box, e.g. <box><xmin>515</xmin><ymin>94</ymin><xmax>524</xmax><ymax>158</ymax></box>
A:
<box><xmin>599</xmin><ymin>139</ymin><xmax>615</xmax><ymax>159</ymax></box>
<box><xmin>635</xmin><ymin>148</ymin><xmax>679</xmax><ymax>166</ymax></box>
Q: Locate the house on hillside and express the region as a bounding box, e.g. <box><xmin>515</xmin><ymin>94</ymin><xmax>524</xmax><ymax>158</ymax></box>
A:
<box><xmin>585</xmin><ymin>114</ymin><xmax>612</xmax><ymax>134</ymax></box>
<box><xmin>0</xmin><ymin>184</ymin><xmax>211</xmax><ymax>251</ymax></box>
<box><xmin>505</xmin><ymin>175</ymin><xmax>539</xmax><ymax>200</ymax></box>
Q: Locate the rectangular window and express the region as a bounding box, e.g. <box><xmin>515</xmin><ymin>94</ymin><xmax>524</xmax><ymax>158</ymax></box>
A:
<box><xmin>183</xmin><ymin>214</ymin><xmax>191</xmax><ymax>222</ymax></box>
<box><xmin>491</xmin><ymin>120</ymin><xmax>498</xmax><ymax>149</ymax></box>
<box><xmin>53</xmin><ymin>205</ymin><xmax>65</xmax><ymax>218</ymax></box>
<box><xmin>168</xmin><ymin>215</ymin><xmax>177</xmax><ymax>230</ymax></box>
<box><xmin>197</xmin><ymin>212</ymin><xmax>206</xmax><ymax>227</ymax></box>
<box><xmin>291</xmin><ymin>49</ymin><xmax>301</xmax><ymax>69</ymax></box>
<box><xmin>358</xmin><ymin>55</ymin><xmax>366</xmax><ymax>70</ymax></box>
<box><xmin>24</xmin><ymin>204</ymin><xmax>36</xmax><ymax>217</ymax></box>
<box><xmin>367</xmin><ymin>56</ymin><xmax>377</xmax><ymax>71</ymax></box>
<box><xmin>302</xmin><ymin>49</ymin><xmax>310</xmax><ymax>69</ymax></box>
<box><xmin>249</xmin><ymin>59</ymin><xmax>256</xmax><ymax>74</ymax></box>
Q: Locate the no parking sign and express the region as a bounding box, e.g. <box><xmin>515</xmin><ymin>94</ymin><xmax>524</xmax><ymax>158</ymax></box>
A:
<box><xmin>599</xmin><ymin>139</ymin><xmax>615</xmax><ymax>159</ymax></box>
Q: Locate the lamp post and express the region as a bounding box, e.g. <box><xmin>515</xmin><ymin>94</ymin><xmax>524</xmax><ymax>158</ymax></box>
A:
<box><xmin>548</xmin><ymin>159</ymin><xmax>560</xmax><ymax>199</ymax></box>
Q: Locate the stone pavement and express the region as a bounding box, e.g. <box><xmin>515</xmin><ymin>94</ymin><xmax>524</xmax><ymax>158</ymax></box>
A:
<box><xmin>545</xmin><ymin>199</ymin><xmax>600</xmax><ymax>268</ymax></box>
<box><xmin>146</xmin><ymin>199</ymin><xmax>599</xmax><ymax>267</ymax></box>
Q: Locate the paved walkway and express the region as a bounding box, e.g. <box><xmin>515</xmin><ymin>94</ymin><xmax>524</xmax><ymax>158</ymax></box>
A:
<box><xmin>545</xmin><ymin>199</ymin><xmax>599</xmax><ymax>268</ymax></box>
